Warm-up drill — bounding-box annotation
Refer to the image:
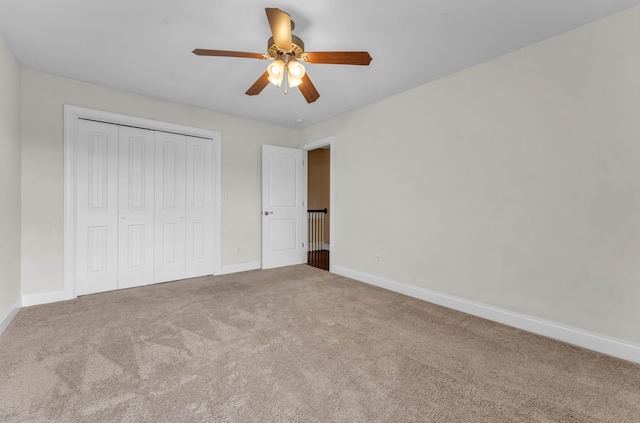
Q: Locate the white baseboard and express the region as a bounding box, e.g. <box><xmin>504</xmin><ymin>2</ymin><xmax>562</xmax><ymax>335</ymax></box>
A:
<box><xmin>323</xmin><ymin>243</ymin><xmax>330</xmax><ymax>251</ymax></box>
<box><xmin>0</xmin><ymin>296</ymin><xmax>22</xmax><ymax>336</ymax></box>
<box><xmin>333</xmin><ymin>266</ymin><xmax>640</xmax><ymax>364</ymax></box>
<box><xmin>219</xmin><ymin>261</ymin><xmax>262</xmax><ymax>275</ymax></box>
<box><xmin>20</xmin><ymin>262</ymin><xmax>266</xmax><ymax>306</ymax></box>
<box><xmin>22</xmin><ymin>290</ymin><xmax>70</xmax><ymax>307</ymax></box>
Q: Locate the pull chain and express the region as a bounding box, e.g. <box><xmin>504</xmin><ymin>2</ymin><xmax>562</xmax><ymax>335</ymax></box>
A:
<box><xmin>284</xmin><ymin>66</ymin><xmax>289</xmax><ymax>95</ymax></box>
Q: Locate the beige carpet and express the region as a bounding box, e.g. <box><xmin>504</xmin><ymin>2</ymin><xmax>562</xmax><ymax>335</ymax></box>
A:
<box><xmin>1</xmin><ymin>265</ymin><xmax>639</xmax><ymax>422</ymax></box>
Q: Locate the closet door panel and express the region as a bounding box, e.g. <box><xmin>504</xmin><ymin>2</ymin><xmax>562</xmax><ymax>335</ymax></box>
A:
<box><xmin>155</xmin><ymin>132</ymin><xmax>186</xmax><ymax>283</ymax></box>
<box><xmin>76</xmin><ymin>120</ymin><xmax>119</xmax><ymax>295</ymax></box>
<box><xmin>186</xmin><ymin>137</ymin><xmax>214</xmax><ymax>277</ymax></box>
<box><xmin>117</xmin><ymin>126</ymin><xmax>155</xmax><ymax>288</ymax></box>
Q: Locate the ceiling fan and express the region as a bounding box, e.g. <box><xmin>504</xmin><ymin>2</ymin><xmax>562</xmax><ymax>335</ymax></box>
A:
<box><xmin>193</xmin><ymin>7</ymin><xmax>372</xmax><ymax>103</ymax></box>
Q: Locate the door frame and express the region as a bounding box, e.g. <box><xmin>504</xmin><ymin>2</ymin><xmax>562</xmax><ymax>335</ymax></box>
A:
<box><xmin>300</xmin><ymin>136</ymin><xmax>335</xmax><ymax>273</ymax></box>
<box><xmin>63</xmin><ymin>105</ymin><xmax>222</xmax><ymax>300</ymax></box>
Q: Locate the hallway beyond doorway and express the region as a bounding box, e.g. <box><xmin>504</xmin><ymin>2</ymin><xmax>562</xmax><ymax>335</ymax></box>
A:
<box><xmin>307</xmin><ymin>250</ymin><xmax>329</xmax><ymax>271</ymax></box>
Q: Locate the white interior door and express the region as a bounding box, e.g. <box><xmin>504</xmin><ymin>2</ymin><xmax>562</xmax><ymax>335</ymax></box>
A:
<box><xmin>76</xmin><ymin>120</ymin><xmax>119</xmax><ymax>295</ymax></box>
<box><xmin>117</xmin><ymin>126</ymin><xmax>155</xmax><ymax>289</ymax></box>
<box><xmin>154</xmin><ymin>132</ymin><xmax>187</xmax><ymax>283</ymax></box>
<box><xmin>185</xmin><ymin>137</ymin><xmax>214</xmax><ymax>277</ymax></box>
<box><xmin>262</xmin><ymin>145</ymin><xmax>306</xmax><ymax>269</ymax></box>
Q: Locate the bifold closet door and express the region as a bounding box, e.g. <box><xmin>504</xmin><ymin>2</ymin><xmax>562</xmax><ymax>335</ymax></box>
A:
<box><xmin>154</xmin><ymin>132</ymin><xmax>187</xmax><ymax>283</ymax></box>
<box><xmin>117</xmin><ymin>126</ymin><xmax>155</xmax><ymax>289</ymax></box>
<box><xmin>154</xmin><ymin>133</ymin><xmax>214</xmax><ymax>283</ymax></box>
<box><xmin>185</xmin><ymin>137</ymin><xmax>214</xmax><ymax>278</ymax></box>
<box><xmin>76</xmin><ymin>120</ymin><xmax>119</xmax><ymax>295</ymax></box>
<box><xmin>75</xmin><ymin>120</ymin><xmax>216</xmax><ymax>294</ymax></box>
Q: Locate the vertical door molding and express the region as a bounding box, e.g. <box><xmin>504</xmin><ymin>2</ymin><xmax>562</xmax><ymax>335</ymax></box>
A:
<box><xmin>64</xmin><ymin>105</ymin><xmax>222</xmax><ymax>300</ymax></box>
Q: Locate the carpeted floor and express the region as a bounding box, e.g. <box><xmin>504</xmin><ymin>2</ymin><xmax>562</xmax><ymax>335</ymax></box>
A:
<box><xmin>1</xmin><ymin>265</ymin><xmax>639</xmax><ymax>422</ymax></box>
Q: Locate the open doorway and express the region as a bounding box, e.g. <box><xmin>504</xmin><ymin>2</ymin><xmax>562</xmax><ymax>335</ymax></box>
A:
<box><xmin>301</xmin><ymin>136</ymin><xmax>334</xmax><ymax>272</ymax></box>
<box><xmin>307</xmin><ymin>147</ymin><xmax>330</xmax><ymax>270</ymax></box>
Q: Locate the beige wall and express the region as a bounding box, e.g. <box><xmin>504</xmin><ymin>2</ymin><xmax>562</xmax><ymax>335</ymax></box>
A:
<box><xmin>308</xmin><ymin>148</ymin><xmax>330</xmax><ymax>244</ymax></box>
<box><xmin>0</xmin><ymin>33</ymin><xmax>22</xmax><ymax>318</ymax></box>
<box><xmin>8</xmin><ymin>5</ymin><xmax>640</xmax><ymax>350</ymax></box>
<box><xmin>300</xmin><ymin>7</ymin><xmax>640</xmax><ymax>345</ymax></box>
<box><xmin>20</xmin><ymin>70</ymin><xmax>298</xmax><ymax>296</ymax></box>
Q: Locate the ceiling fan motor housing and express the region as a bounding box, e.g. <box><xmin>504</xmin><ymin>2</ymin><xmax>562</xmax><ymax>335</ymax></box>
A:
<box><xmin>267</xmin><ymin>35</ymin><xmax>305</xmax><ymax>60</ymax></box>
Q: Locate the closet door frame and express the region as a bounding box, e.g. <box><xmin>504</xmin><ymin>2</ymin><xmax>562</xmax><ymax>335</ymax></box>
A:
<box><xmin>63</xmin><ymin>105</ymin><xmax>221</xmax><ymax>300</ymax></box>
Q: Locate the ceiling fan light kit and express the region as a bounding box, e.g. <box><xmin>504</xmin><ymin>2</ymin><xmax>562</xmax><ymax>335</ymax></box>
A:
<box><xmin>193</xmin><ymin>7</ymin><xmax>372</xmax><ymax>103</ymax></box>
<box><xmin>266</xmin><ymin>56</ymin><xmax>305</xmax><ymax>92</ymax></box>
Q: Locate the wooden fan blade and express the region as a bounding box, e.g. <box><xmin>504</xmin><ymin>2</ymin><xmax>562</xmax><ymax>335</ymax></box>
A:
<box><xmin>304</xmin><ymin>51</ymin><xmax>372</xmax><ymax>66</ymax></box>
<box><xmin>298</xmin><ymin>74</ymin><xmax>320</xmax><ymax>103</ymax></box>
<box><xmin>245</xmin><ymin>71</ymin><xmax>270</xmax><ymax>96</ymax></box>
<box><xmin>265</xmin><ymin>8</ymin><xmax>292</xmax><ymax>50</ymax></box>
<box><xmin>193</xmin><ymin>49</ymin><xmax>265</xmax><ymax>59</ymax></box>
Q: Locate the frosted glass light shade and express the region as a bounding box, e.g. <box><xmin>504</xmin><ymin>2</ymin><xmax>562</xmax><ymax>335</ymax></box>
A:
<box><xmin>288</xmin><ymin>75</ymin><xmax>303</xmax><ymax>87</ymax></box>
<box><xmin>267</xmin><ymin>60</ymin><xmax>285</xmax><ymax>87</ymax></box>
<box><xmin>288</xmin><ymin>60</ymin><xmax>305</xmax><ymax>79</ymax></box>
<box><xmin>287</xmin><ymin>60</ymin><xmax>305</xmax><ymax>87</ymax></box>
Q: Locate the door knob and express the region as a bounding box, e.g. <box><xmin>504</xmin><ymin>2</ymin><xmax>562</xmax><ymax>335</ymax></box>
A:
<box><xmin>264</xmin><ymin>211</ymin><xmax>273</xmax><ymax>215</ymax></box>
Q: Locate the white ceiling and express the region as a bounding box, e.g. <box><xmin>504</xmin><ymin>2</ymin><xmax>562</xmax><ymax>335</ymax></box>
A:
<box><xmin>1</xmin><ymin>0</ymin><xmax>640</xmax><ymax>129</ymax></box>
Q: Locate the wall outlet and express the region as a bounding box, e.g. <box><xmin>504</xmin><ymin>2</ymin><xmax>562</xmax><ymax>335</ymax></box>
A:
<box><xmin>375</xmin><ymin>254</ymin><xmax>381</xmax><ymax>264</ymax></box>
<box><xmin>237</xmin><ymin>246</ymin><xmax>241</xmax><ymax>253</ymax></box>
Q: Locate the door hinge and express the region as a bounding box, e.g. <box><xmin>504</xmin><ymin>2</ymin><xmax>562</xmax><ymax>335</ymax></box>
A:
<box><xmin>302</xmin><ymin>159</ymin><xmax>305</xmax><ymax>166</ymax></box>
<box><xmin>302</xmin><ymin>242</ymin><xmax>305</xmax><ymax>248</ymax></box>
